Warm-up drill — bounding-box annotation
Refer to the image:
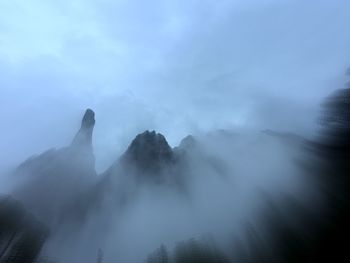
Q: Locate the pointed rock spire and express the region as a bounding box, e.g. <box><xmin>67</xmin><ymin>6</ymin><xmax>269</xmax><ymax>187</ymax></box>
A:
<box><xmin>71</xmin><ymin>109</ymin><xmax>95</xmax><ymax>149</ymax></box>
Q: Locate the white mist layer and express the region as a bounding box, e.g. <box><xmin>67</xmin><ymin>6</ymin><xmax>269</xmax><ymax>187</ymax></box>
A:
<box><xmin>34</xmin><ymin>129</ymin><xmax>320</xmax><ymax>263</ymax></box>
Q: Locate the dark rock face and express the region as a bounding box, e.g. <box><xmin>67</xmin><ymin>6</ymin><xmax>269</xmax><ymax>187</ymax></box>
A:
<box><xmin>122</xmin><ymin>130</ymin><xmax>174</xmax><ymax>173</ymax></box>
<box><xmin>0</xmin><ymin>196</ymin><xmax>48</xmax><ymax>263</ymax></box>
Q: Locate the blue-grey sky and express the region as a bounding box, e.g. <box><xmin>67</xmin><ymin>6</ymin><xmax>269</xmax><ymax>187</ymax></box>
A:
<box><xmin>1</xmin><ymin>0</ymin><xmax>350</xmax><ymax>171</ymax></box>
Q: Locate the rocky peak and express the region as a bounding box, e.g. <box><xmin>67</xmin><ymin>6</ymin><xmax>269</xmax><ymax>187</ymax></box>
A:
<box><xmin>71</xmin><ymin>109</ymin><xmax>95</xmax><ymax>149</ymax></box>
<box><xmin>122</xmin><ymin>130</ymin><xmax>173</xmax><ymax>172</ymax></box>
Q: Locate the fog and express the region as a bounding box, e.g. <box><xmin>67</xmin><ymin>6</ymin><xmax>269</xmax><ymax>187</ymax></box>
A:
<box><xmin>4</xmin><ymin>124</ymin><xmax>321</xmax><ymax>262</ymax></box>
<box><xmin>1</xmin><ymin>0</ymin><xmax>350</xmax><ymax>263</ymax></box>
<box><xmin>0</xmin><ymin>113</ymin><xmax>324</xmax><ymax>262</ymax></box>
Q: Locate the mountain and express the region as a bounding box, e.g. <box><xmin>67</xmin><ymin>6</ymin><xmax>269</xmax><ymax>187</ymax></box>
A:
<box><xmin>12</xmin><ymin>109</ymin><xmax>97</xmax><ymax>225</ymax></box>
<box><xmin>71</xmin><ymin>108</ymin><xmax>95</xmax><ymax>150</ymax></box>
<box><xmin>3</xmin><ymin>108</ymin><xmax>315</xmax><ymax>263</ymax></box>
<box><xmin>98</xmin><ymin>130</ymin><xmax>185</xmax><ymax>207</ymax></box>
<box><xmin>0</xmin><ymin>196</ymin><xmax>48</xmax><ymax>263</ymax></box>
<box><xmin>121</xmin><ymin>130</ymin><xmax>174</xmax><ymax>173</ymax></box>
<box><xmin>10</xmin><ymin>108</ymin><xmax>309</xmax><ymax>228</ymax></box>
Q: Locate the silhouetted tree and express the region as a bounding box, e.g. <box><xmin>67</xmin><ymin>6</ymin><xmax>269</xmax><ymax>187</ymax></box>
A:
<box><xmin>173</xmin><ymin>238</ymin><xmax>230</xmax><ymax>263</ymax></box>
<box><xmin>96</xmin><ymin>248</ymin><xmax>103</xmax><ymax>263</ymax></box>
<box><xmin>146</xmin><ymin>244</ymin><xmax>169</xmax><ymax>263</ymax></box>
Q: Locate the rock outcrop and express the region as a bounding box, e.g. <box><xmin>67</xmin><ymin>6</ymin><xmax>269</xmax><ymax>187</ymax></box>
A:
<box><xmin>12</xmin><ymin>109</ymin><xmax>97</xmax><ymax>225</ymax></box>
<box><xmin>121</xmin><ymin>130</ymin><xmax>174</xmax><ymax>173</ymax></box>
<box><xmin>0</xmin><ymin>196</ymin><xmax>48</xmax><ymax>263</ymax></box>
<box><xmin>71</xmin><ymin>108</ymin><xmax>95</xmax><ymax>149</ymax></box>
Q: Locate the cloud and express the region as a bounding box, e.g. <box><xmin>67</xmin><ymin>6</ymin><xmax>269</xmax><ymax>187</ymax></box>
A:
<box><xmin>0</xmin><ymin>0</ymin><xmax>350</xmax><ymax>171</ymax></box>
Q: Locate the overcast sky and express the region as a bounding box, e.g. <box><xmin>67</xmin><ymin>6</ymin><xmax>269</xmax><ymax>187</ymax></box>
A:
<box><xmin>1</xmin><ymin>0</ymin><xmax>350</xmax><ymax>171</ymax></box>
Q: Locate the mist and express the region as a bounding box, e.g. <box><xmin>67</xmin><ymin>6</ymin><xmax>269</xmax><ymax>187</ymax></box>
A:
<box><xmin>3</xmin><ymin>121</ymin><xmax>322</xmax><ymax>262</ymax></box>
<box><xmin>1</xmin><ymin>0</ymin><xmax>350</xmax><ymax>263</ymax></box>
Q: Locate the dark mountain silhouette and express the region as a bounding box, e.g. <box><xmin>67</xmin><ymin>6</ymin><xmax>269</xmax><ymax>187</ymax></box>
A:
<box><xmin>121</xmin><ymin>130</ymin><xmax>174</xmax><ymax>173</ymax></box>
<box><xmin>0</xmin><ymin>196</ymin><xmax>48</xmax><ymax>263</ymax></box>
